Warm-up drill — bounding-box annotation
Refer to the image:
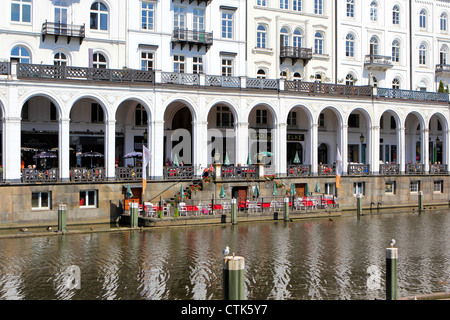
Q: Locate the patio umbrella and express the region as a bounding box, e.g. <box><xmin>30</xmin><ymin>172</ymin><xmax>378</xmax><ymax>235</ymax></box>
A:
<box><xmin>81</xmin><ymin>151</ymin><xmax>103</xmax><ymax>168</ymax></box>
<box><xmin>253</xmin><ymin>183</ymin><xmax>259</xmax><ymax>197</ymax></box>
<box><xmin>224</xmin><ymin>152</ymin><xmax>230</xmax><ymax>166</ymax></box>
<box><xmin>246</xmin><ymin>153</ymin><xmax>252</xmax><ymax>165</ymax></box>
<box><xmin>293</xmin><ymin>152</ymin><xmax>300</xmax><ymax>164</ymax></box>
<box><xmin>272</xmin><ymin>183</ymin><xmax>277</xmax><ymax>196</ymax></box>
<box><xmin>180</xmin><ymin>184</ymin><xmax>185</xmax><ymax>199</ymax></box>
<box><xmin>33</xmin><ymin>152</ymin><xmax>57</xmax><ymax>159</ymax></box>
<box><xmin>305</xmin><ymin>184</ymin><xmax>310</xmax><ymax>196</ymax></box>
<box><xmin>314</xmin><ymin>181</ymin><xmax>321</xmax><ymax>193</ymax></box>
<box><xmin>124</xmin><ymin>151</ymin><xmax>143</xmax><ymax>166</ymax></box>
<box><xmin>257</xmin><ymin>151</ymin><xmax>273</xmax><ymax>157</ymax></box>
<box><xmin>290</xmin><ymin>183</ymin><xmax>296</xmax><ymax>196</ymax></box>
<box><xmin>220</xmin><ymin>184</ymin><xmax>226</xmax><ymax>198</ymax></box>
<box><xmin>173</xmin><ymin>154</ymin><xmax>179</xmax><ymax>167</ymax></box>
<box><xmin>126</xmin><ymin>184</ymin><xmax>133</xmax><ymax>198</ymax></box>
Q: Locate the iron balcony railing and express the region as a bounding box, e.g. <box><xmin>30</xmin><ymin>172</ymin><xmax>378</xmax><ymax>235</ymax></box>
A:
<box><xmin>430</xmin><ymin>163</ymin><xmax>447</xmax><ymax>174</ymax></box>
<box><xmin>364</xmin><ymin>54</ymin><xmax>393</xmax><ymax>69</ymax></box>
<box><xmin>435</xmin><ymin>64</ymin><xmax>450</xmax><ymax>74</ymax></box>
<box><xmin>405</xmin><ymin>163</ymin><xmax>425</xmax><ymax>174</ymax></box>
<box><xmin>287</xmin><ymin>164</ymin><xmax>311</xmax><ymax>177</ymax></box>
<box><xmin>70</xmin><ymin>167</ymin><xmax>105</xmax><ymax>182</ymax></box>
<box><xmin>161</xmin><ymin>72</ymin><xmax>199</xmax><ymax>85</ymax></box>
<box><xmin>0</xmin><ymin>62</ymin><xmax>10</xmax><ymax>75</ymax></box>
<box><xmin>172</xmin><ymin>29</ymin><xmax>213</xmax><ymax>49</ymax></box>
<box><xmin>164</xmin><ymin>166</ymin><xmax>195</xmax><ymax>180</ymax></box>
<box><xmin>42</xmin><ymin>21</ymin><xmax>85</xmax><ymax>44</ymax></box>
<box><xmin>115</xmin><ymin>167</ymin><xmax>143</xmax><ymax>181</ymax></box>
<box><xmin>221</xmin><ymin>166</ymin><xmax>258</xmax><ymax>180</ymax></box>
<box><xmin>318</xmin><ymin>164</ymin><xmax>335</xmax><ymax>175</ymax></box>
<box><xmin>206</xmin><ymin>75</ymin><xmax>240</xmax><ymax>87</ymax></box>
<box><xmin>246</xmin><ymin>78</ymin><xmax>279</xmax><ymax>90</ymax></box>
<box><xmin>380</xmin><ymin>163</ymin><xmax>400</xmax><ymax>174</ymax></box>
<box><xmin>22</xmin><ymin>168</ymin><xmax>59</xmax><ymax>183</ymax></box>
<box><xmin>285</xmin><ymin>81</ymin><xmax>373</xmax><ymax>97</ymax></box>
<box><xmin>280</xmin><ymin>46</ymin><xmax>313</xmax><ymax>60</ymax></box>
<box><xmin>377</xmin><ymin>88</ymin><xmax>449</xmax><ymax>102</ymax></box>
<box><xmin>17</xmin><ymin>63</ymin><xmax>154</xmax><ymax>83</ymax></box>
<box><xmin>348</xmin><ymin>164</ymin><xmax>370</xmax><ymax>175</ymax></box>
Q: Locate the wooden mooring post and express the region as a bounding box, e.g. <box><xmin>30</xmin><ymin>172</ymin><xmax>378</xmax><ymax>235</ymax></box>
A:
<box><xmin>418</xmin><ymin>191</ymin><xmax>423</xmax><ymax>213</ymax></box>
<box><xmin>231</xmin><ymin>198</ymin><xmax>237</xmax><ymax>224</ymax></box>
<box><xmin>223</xmin><ymin>254</ymin><xmax>245</xmax><ymax>300</ymax></box>
<box><xmin>356</xmin><ymin>193</ymin><xmax>363</xmax><ymax>216</ymax></box>
<box><xmin>386</xmin><ymin>240</ymin><xmax>398</xmax><ymax>300</ymax></box>
<box><xmin>283</xmin><ymin>197</ymin><xmax>289</xmax><ymax>221</ymax></box>
<box><xmin>130</xmin><ymin>202</ymin><xmax>139</xmax><ymax>228</ymax></box>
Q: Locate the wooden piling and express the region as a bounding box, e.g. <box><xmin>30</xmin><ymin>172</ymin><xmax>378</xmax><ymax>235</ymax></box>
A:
<box><xmin>283</xmin><ymin>197</ymin><xmax>289</xmax><ymax>221</ymax></box>
<box><xmin>223</xmin><ymin>255</ymin><xmax>245</xmax><ymax>300</ymax></box>
<box><xmin>231</xmin><ymin>198</ymin><xmax>237</xmax><ymax>224</ymax></box>
<box><xmin>386</xmin><ymin>244</ymin><xmax>398</xmax><ymax>300</ymax></box>
<box><xmin>418</xmin><ymin>191</ymin><xmax>423</xmax><ymax>212</ymax></box>
<box><xmin>58</xmin><ymin>204</ymin><xmax>67</xmax><ymax>232</ymax></box>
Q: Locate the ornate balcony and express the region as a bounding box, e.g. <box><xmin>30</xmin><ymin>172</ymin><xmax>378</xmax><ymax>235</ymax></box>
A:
<box><xmin>221</xmin><ymin>166</ymin><xmax>258</xmax><ymax>180</ymax></box>
<box><xmin>172</xmin><ymin>0</ymin><xmax>212</xmax><ymax>5</ymax></box>
<box><xmin>348</xmin><ymin>164</ymin><xmax>370</xmax><ymax>175</ymax></box>
<box><xmin>364</xmin><ymin>54</ymin><xmax>393</xmax><ymax>71</ymax></box>
<box><xmin>435</xmin><ymin>64</ymin><xmax>450</xmax><ymax>76</ymax></box>
<box><xmin>171</xmin><ymin>29</ymin><xmax>213</xmax><ymax>51</ymax></box>
<box><xmin>42</xmin><ymin>21</ymin><xmax>85</xmax><ymax>44</ymax></box>
<box><xmin>287</xmin><ymin>165</ymin><xmax>311</xmax><ymax>177</ymax></box>
<box><xmin>280</xmin><ymin>46</ymin><xmax>312</xmax><ymax>65</ymax></box>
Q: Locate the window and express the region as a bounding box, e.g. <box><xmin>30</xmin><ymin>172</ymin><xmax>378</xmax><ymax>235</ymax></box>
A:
<box><xmin>434</xmin><ymin>180</ymin><xmax>443</xmax><ymax>193</ymax></box>
<box><xmin>54</xmin><ymin>0</ymin><xmax>68</xmax><ymax>25</ymax></box>
<box><xmin>280</xmin><ymin>27</ymin><xmax>289</xmax><ymax>47</ymax></box>
<box><xmin>392</xmin><ymin>40</ymin><xmax>400</xmax><ymax>62</ymax></box>
<box><xmin>193</xmin><ymin>56</ymin><xmax>203</xmax><ymax>74</ymax></box>
<box><xmin>216</xmin><ymin>106</ymin><xmax>234</xmax><ymax>127</ymax></box>
<box><xmin>135</xmin><ymin>104</ymin><xmax>147</xmax><ymax>126</ymax></box>
<box><xmin>257</xmin><ymin>0</ymin><xmax>267</xmax><ymax>6</ymax></box>
<box><xmin>280</xmin><ymin>71</ymin><xmax>287</xmax><ymax>79</ymax></box>
<box><xmin>353</xmin><ymin>182</ymin><xmax>365</xmax><ymax>195</ymax></box>
<box><xmin>141</xmin><ymin>51</ymin><xmax>154</xmax><ymax>71</ymax></box>
<box><xmin>257</xmin><ymin>25</ymin><xmax>267</xmax><ymax>48</ymax></box>
<box><xmin>293</xmin><ymin>72</ymin><xmax>302</xmax><ymax>80</ymax></box>
<box><xmin>93</xmin><ymin>52</ymin><xmax>107</xmax><ymax>68</ymax></box>
<box><xmin>193</xmin><ymin>8</ymin><xmax>205</xmax><ymax>32</ymax></box>
<box><xmin>280</xmin><ymin>0</ymin><xmax>288</xmax><ymax>10</ymax></box>
<box><xmin>385</xmin><ymin>182</ymin><xmax>395</xmax><ymax>194</ymax></box>
<box><xmin>392</xmin><ymin>78</ymin><xmax>400</xmax><ymax>89</ymax></box>
<box><xmin>11</xmin><ymin>46</ymin><xmax>30</xmax><ymax>63</ymax></box>
<box><xmin>346</xmin><ymin>34</ymin><xmax>354</xmax><ymax>57</ymax></box>
<box><xmin>174</xmin><ymin>6</ymin><xmax>186</xmax><ymax>30</ymax></box>
<box><xmin>346</xmin><ymin>74</ymin><xmax>355</xmax><ymax>86</ymax></box>
<box><xmin>315</xmin><ymin>0</ymin><xmax>323</xmax><ymax>15</ymax></box>
<box><xmin>11</xmin><ymin>0</ymin><xmax>31</xmax><ymax>23</ymax></box>
<box><xmin>257</xmin><ymin>69</ymin><xmax>266</xmax><ymax>79</ymax></box>
<box><xmin>441</xmin><ymin>13</ymin><xmax>448</xmax><ymax>32</ymax></box>
<box><xmin>370</xmin><ymin>36</ymin><xmax>378</xmax><ymax>55</ymax></box>
<box><xmin>32</xmin><ymin>192</ymin><xmax>51</xmax><ymax>210</ymax></box>
<box><xmin>370</xmin><ymin>1</ymin><xmax>378</xmax><ymax>22</ymax></box>
<box><xmin>287</xmin><ymin>111</ymin><xmax>297</xmax><ymax>126</ymax></box>
<box><xmin>314</xmin><ymin>32</ymin><xmax>323</xmax><ymax>54</ymax></box>
<box><xmin>173</xmin><ymin>55</ymin><xmax>185</xmax><ymax>73</ymax></box>
<box><xmin>293</xmin><ymin>29</ymin><xmax>303</xmax><ymax>47</ymax></box>
<box><xmin>324</xmin><ymin>183</ymin><xmax>335</xmax><ymax>196</ymax></box>
<box><xmin>440</xmin><ymin>45</ymin><xmax>448</xmax><ymax>65</ymax></box>
<box><xmin>142</xmin><ymin>1</ymin><xmax>155</xmax><ymax>30</ymax></box>
<box><xmin>221</xmin><ymin>58</ymin><xmax>233</xmax><ymax>76</ymax></box>
<box><xmin>410</xmin><ymin>181</ymin><xmax>420</xmax><ymax>193</ymax></box>
<box><xmin>221</xmin><ymin>10</ymin><xmax>233</xmax><ymax>39</ymax></box>
<box><xmin>319</xmin><ymin>113</ymin><xmax>325</xmax><ymax>127</ymax></box>
<box><xmin>54</xmin><ymin>52</ymin><xmax>68</xmax><ymax>66</ymax></box>
<box><xmin>392</xmin><ymin>5</ymin><xmax>400</xmax><ymax>25</ymax></box>
<box><xmin>90</xmin><ymin>1</ymin><xmax>108</xmax><ymax>31</ymax></box>
<box><xmin>91</xmin><ymin>103</ymin><xmax>104</xmax><ymax>123</ymax></box>
<box><xmin>256</xmin><ymin>109</ymin><xmax>268</xmax><ymax>124</ymax></box>
<box><xmin>346</xmin><ymin>0</ymin><xmax>354</xmax><ymax>18</ymax></box>
<box><xmin>419</xmin><ymin>44</ymin><xmax>426</xmax><ymax>65</ymax></box>
<box><xmin>293</xmin><ymin>0</ymin><xmax>301</xmax><ymax>12</ymax></box>
<box><xmin>419</xmin><ymin>9</ymin><xmax>426</xmax><ymax>29</ymax></box>
<box><xmin>79</xmin><ymin>190</ymin><xmax>98</xmax><ymax>208</ymax></box>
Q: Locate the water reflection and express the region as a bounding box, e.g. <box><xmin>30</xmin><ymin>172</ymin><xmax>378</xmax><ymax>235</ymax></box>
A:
<box><xmin>1</xmin><ymin>210</ymin><xmax>450</xmax><ymax>300</ymax></box>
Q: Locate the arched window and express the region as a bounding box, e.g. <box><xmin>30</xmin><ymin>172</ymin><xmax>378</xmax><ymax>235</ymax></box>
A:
<box><xmin>257</xmin><ymin>24</ymin><xmax>266</xmax><ymax>48</ymax></box>
<box><xmin>419</xmin><ymin>43</ymin><xmax>426</xmax><ymax>65</ymax></box>
<box><xmin>93</xmin><ymin>52</ymin><xmax>107</xmax><ymax>68</ymax></box>
<box><xmin>280</xmin><ymin>71</ymin><xmax>287</xmax><ymax>79</ymax></box>
<box><xmin>440</xmin><ymin>45</ymin><xmax>448</xmax><ymax>65</ymax></box>
<box><xmin>392</xmin><ymin>5</ymin><xmax>400</xmax><ymax>25</ymax></box>
<box><xmin>280</xmin><ymin>27</ymin><xmax>289</xmax><ymax>47</ymax></box>
<box><xmin>54</xmin><ymin>52</ymin><xmax>68</xmax><ymax>66</ymax></box>
<box><xmin>392</xmin><ymin>40</ymin><xmax>400</xmax><ymax>62</ymax></box>
<box><xmin>345</xmin><ymin>73</ymin><xmax>355</xmax><ymax>86</ymax></box>
<box><xmin>293</xmin><ymin>29</ymin><xmax>303</xmax><ymax>47</ymax></box>
<box><xmin>370</xmin><ymin>1</ymin><xmax>378</xmax><ymax>22</ymax></box>
<box><xmin>90</xmin><ymin>1</ymin><xmax>108</xmax><ymax>31</ymax></box>
<box><xmin>314</xmin><ymin>32</ymin><xmax>323</xmax><ymax>54</ymax></box>
<box><xmin>441</xmin><ymin>12</ymin><xmax>448</xmax><ymax>32</ymax></box>
<box><xmin>392</xmin><ymin>78</ymin><xmax>400</xmax><ymax>89</ymax></box>
<box><xmin>346</xmin><ymin>33</ymin><xmax>355</xmax><ymax>57</ymax></box>
<box><xmin>293</xmin><ymin>72</ymin><xmax>302</xmax><ymax>80</ymax></box>
<box><xmin>257</xmin><ymin>69</ymin><xmax>266</xmax><ymax>79</ymax></box>
<box><xmin>10</xmin><ymin>46</ymin><xmax>30</xmax><ymax>63</ymax></box>
<box><xmin>370</xmin><ymin>36</ymin><xmax>379</xmax><ymax>55</ymax></box>
<box><xmin>419</xmin><ymin>9</ymin><xmax>426</xmax><ymax>29</ymax></box>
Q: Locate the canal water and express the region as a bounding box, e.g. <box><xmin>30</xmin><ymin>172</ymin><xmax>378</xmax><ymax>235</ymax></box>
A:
<box><xmin>0</xmin><ymin>209</ymin><xmax>450</xmax><ymax>300</ymax></box>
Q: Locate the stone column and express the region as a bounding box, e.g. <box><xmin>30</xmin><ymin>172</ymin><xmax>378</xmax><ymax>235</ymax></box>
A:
<box><xmin>370</xmin><ymin>125</ymin><xmax>380</xmax><ymax>174</ymax></box>
<box><xmin>276</xmin><ymin>123</ymin><xmax>287</xmax><ymax>176</ymax></box>
<box><xmin>421</xmin><ymin>128</ymin><xmax>429</xmax><ymax>172</ymax></box>
<box><xmin>104</xmin><ymin>119</ymin><xmax>116</xmax><ymax>181</ymax></box>
<box><xmin>338</xmin><ymin>124</ymin><xmax>348</xmax><ymax>174</ymax></box>
<box><xmin>310</xmin><ymin>123</ymin><xmax>318</xmax><ymax>175</ymax></box>
<box><xmin>193</xmin><ymin>120</ymin><xmax>208</xmax><ymax>177</ymax></box>
<box><xmin>235</xmin><ymin>121</ymin><xmax>248</xmax><ymax>166</ymax></box>
<box><xmin>3</xmin><ymin>116</ymin><xmax>21</xmax><ymax>183</ymax></box>
<box><xmin>151</xmin><ymin>120</ymin><xmax>164</xmax><ymax>179</ymax></box>
<box><xmin>398</xmin><ymin>126</ymin><xmax>406</xmax><ymax>173</ymax></box>
<box><xmin>58</xmin><ymin>118</ymin><xmax>71</xmax><ymax>181</ymax></box>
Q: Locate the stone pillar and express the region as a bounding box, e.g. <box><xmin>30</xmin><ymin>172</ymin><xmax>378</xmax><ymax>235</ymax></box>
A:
<box><xmin>310</xmin><ymin>123</ymin><xmax>318</xmax><ymax>174</ymax></box>
<box><xmin>193</xmin><ymin>120</ymin><xmax>208</xmax><ymax>177</ymax></box>
<box><xmin>236</xmin><ymin>121</ymin><xmax>248</xmax><ymax>166</ymax></box>
<box><xmin>104</xmin><ymin>119</ymin><xmax>116</xmax><ymax>181</ymax></box>
<box><xmin>338</xmin><ymin>124</ymin><xmax>348</xmax><ymax>174</ymax></box>
<box><xmin>58</xmin><ymin>118</ymin><xmax>70</xmax><ymax>181</ymax></box>
<box><xmin>370</xmin><ymin>125</ymin><xmax>380</xmax><ymax>174</ymax></box>
<box><xmin>3</xmin><ymin>116</ymin><xmax>21</xmax><ymax>183</ymax></box>
<box><xmin>151</xmin><ymin>120</ymin><xmax>164</xmax><ymax>179</ymax></box>
<box><xmin>276</xmin><ymin>123</ymin><xmax>287</xmax><ymax>176</ymax></box>
<box><xmin>422</xmin><ymin>128</ymin><xmax>429</xmax><ymax>172</ymax></box>
<box><xmin>398</xmin><ymin>127</ymin><xmax>406</xmax><ymax>173</ymax></box>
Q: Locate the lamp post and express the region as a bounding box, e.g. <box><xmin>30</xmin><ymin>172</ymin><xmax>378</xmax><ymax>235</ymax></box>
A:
<box><xmin>360</xmin><ymin>133</ymin><xmax>365</xmax><ymax>163</ymax></box>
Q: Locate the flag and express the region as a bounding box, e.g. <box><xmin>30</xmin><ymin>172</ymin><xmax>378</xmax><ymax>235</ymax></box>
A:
<box><xmin>142</xmin><ymin>145</ymin><xmax>151</xmax><ymax>196</ymax></box>
<box><xmin>336</xmin><ymin>147</ymin><xmax>343</xmax><ymax>189</ymax></box>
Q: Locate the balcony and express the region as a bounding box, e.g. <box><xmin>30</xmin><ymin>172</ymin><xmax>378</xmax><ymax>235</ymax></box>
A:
<box><xmin>42</xmin><ymin>21</ymin><xmax>85</xmax><ymax>44</ymax></box>
<box><xmin>285</xmin><ymin>81</ymin><xmax>373</xmax><ymax>97</ymax></box>
<box><xmin>171</xmin><ymin>29</ymin><xmax>213</xmax><ymax>51</ymax></box>
<box><xmin>172</xmin><ymin>0</ymin><xmax>212</xmax><ymax>5</ymax></box>
<box><xmin>435</xmin><ymin>64</ymin><xmax>450</xmax><ymax>76</ymax></box>
<box><xmin>364</xmin><ymin>54</ymin><xmax>393</xmax><ymax>71</ymax></box>
<box><xmin>280</xmin><ymin>46</ymin><xmax>313</xmax><ymax>66</ymax></box>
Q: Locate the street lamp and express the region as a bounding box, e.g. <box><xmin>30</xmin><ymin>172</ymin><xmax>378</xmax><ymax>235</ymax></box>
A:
<box><xmin>360</xmin><ymin>133</ymin><xmax>365</xmax><ymax>143</ymax></box>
